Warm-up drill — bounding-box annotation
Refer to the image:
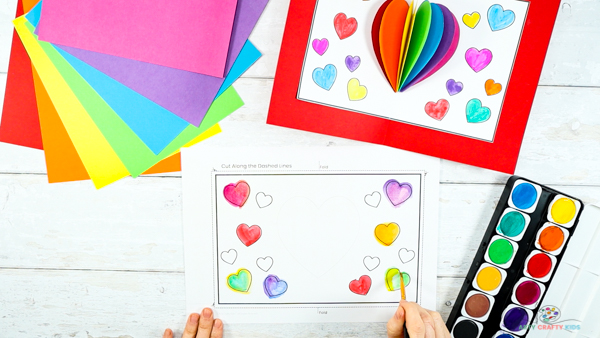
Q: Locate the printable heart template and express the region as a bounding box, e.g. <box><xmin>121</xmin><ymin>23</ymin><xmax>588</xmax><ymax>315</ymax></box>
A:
<box><xmin>372</xmin><ymin>0</ymin><xmax>460</xmax><ymax>92</ymax></box>
<box><xmin>257</xmin><ymin>256</ymin><xmax>274</xmax><ymax>272</ymax></box>
<box><xmin>220</xmin><ymin>249</ymin><xmax>238</xmax><ymax>265</ymax></box>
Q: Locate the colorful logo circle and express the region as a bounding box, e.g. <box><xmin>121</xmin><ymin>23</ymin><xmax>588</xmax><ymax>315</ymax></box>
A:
<box><xmin>539</xmin><ymin>305</ymin><xmax>561</xmax><ymax>323</ymax></box>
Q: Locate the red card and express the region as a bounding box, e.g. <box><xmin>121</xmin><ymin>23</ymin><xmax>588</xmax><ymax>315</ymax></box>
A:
<box><xmin>267</xmin><ymin>0</ymin><xmax>561</xmax><ymax>173</ymax></box>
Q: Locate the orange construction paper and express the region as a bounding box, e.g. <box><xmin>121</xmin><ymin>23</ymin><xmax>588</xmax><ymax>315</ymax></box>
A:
<box><xmin>379</xmin><ymin>0</ymin><xmax>408</xmax><ymax>91</ymax></box>
<box><xmin>22</xmin><ymin>0</ymin><xmax>39</xmax><ymax>12</ymax></box>
<box><xmin>142</xmin><ymin>153</ymin><xmax>181</xmax><ymax>175</ymax></box>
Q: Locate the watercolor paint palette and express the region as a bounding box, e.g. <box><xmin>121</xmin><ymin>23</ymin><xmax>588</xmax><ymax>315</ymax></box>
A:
<box><xmin>446</xmin><ymin>176</ymin><xmax>600</xmax><ymax>337</ymax></box>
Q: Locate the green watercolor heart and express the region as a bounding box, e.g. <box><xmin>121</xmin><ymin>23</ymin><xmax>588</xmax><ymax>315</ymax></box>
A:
<box><xmin>466</xmin><ymin>99</ymin><xmax>491</xmax><ymax>123</ymax></box>
<box><xmin>385</xmin><ymin>268</ymin><xmax>411</xmax><ymax>291</ymax></box>
<box><xmin>227</xmin><ymin>268</ymin><xmax>252</xmax><ymax>293</ymax></box>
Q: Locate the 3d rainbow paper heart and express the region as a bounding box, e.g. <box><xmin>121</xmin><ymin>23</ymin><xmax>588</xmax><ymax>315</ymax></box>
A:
<box><xmin>372</xmin><ymin>0</ymin><xmax>460</xmax><ymax>92</ymax></box>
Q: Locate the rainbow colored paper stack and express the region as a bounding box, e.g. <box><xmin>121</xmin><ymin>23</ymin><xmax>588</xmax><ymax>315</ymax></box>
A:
<box><xmin>0</xmin><ymin>0</ymin><xmax>269</xmax><ymax>188</ymax></box>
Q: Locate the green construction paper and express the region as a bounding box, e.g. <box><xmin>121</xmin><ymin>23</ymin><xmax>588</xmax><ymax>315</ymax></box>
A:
<box><xmin>24</xmin><ymin>21</ymin><xmax>243</xmax><ymax>177</ymax></box>
<box><xmin>399</xmin><ymin>1</ymin><xmax>432</xmax><ymax>88</ymax></box>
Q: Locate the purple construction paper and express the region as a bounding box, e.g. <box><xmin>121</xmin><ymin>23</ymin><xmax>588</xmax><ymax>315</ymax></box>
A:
<box><xmin>52</xmin><ymin>0</ymin><xmax>269</xmax><ymax>127</ymax></box>
<box><xmin>405</xmin><ymin>5</ymin><xmax>457</xmax><ymax>88</ymax></box>
<box><xmin>225</xmin><ymin>0</ymin><xmax>270</xmax><ymax>73</ymax></box>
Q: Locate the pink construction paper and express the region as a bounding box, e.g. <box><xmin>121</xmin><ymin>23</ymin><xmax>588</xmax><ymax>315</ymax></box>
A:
<box><xmin>36</xmin><ymin>0</ymin><xmax>238</xmax><ymax>77</ymax></box>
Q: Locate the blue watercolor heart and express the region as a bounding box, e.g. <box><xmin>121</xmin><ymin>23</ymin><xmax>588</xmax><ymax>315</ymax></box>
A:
<box><xmin>263</xmin><ymin>275</ymin><xmax>288</xmax><ymax>299</ymax></box>
<box><xmin>345</xmin><ymin>55</ymin><xmax>361</xmax><ymax>72</ymax></box>
<box><xmin>488</xmin><ymin>5</ymin><xmax>515</xmax><ymax>31</ymax></box>
<box><xmin>446</xmin><ymin>79</ymin><xmax>464</xmax><ymax>96</ymax></box>
<box><xmin>466</xmin><ymin>99</ymin><xmax>491</xmax><ymax>123</ymax></box>
<box><xmin>312</xmin><ymin>64</ymin><xmax>337</xmax><ymax>91</ymax></box>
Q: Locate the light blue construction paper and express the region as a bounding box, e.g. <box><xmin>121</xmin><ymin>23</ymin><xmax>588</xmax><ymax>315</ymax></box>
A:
<box><xmin>216</xmin><ymin>40</ymin><xmax>260</xmax><ymax>97</ymax></box>
<box><xmin>25</xmin><ymin>1</ymin><xmax>41</xmax><ymax>27</ymax></box>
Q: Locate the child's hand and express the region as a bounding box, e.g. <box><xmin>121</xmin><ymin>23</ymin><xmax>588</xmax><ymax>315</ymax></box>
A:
<box><xmin>163</xmin><ymin>308</ymin><xmax>223</xmax><ymax>338</ymax></box>
<box><xmin>386</xmin><ymin>300</ymin><xmax>449</xmax><ymax>338</ymax></box>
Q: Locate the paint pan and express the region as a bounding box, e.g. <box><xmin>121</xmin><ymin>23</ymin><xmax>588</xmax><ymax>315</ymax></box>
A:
<box><xmin>484</xmin><ymin>235</ymin><xmax>519</xmax><ymax>269</ymax></box>
<box><xmin>496</xmin><ymin>208</ymin><xmax>530</xmax><ymax>241</ymax></box>
<box><xmin>547</xmin><ymin>195</ymin><xmax>581</xmax><ymax>228</ymax></box>
<box><xmin>461</xmin><ymin>291</ymin><xmax>495</xmax><ymax>321</ymax></box>
<box><xmin>472</xmin><ymin>263</ymin><xmax>507</xmax><ymax>296</ymax></box>
<box><xmin>523</xmin><ymin>250</ymin><xmax>557</xmax><ymax>283</ymax></box>
<box><xmin>492</xmin><ymin>331</ymin><xmax>515</xmax><ymax>338</ymax></box>
<box><xmin>499</xmin><ymin>304</ymin><xmax>533</xmax><ymax>335</ymax></box>
<box><xmin>535</xmin><ymin>223</ymin><xmax>570</xmax><ymax>255</ymax></box>
<box><xmin>451</xmin><ymin>317</ymin><xmax>483</xmax><ymax>338</ymax></box>
<box><xmin>507</xmin><ymin>180</ymin><xmax>542</xmax><ymax>213</ymax></box>
<box><xmin>511</xmin><ymin>277</ymin><xmax>546</xmax><ymax>309</ymax></box>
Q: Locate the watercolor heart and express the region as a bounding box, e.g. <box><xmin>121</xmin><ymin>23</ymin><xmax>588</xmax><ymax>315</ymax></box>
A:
<box><xmin>425</xmin><ymin>99</ymin><xmax>450</xmax><ymax>121</ymax></box>
<box><xmin>347</xmin><ymin>78</ymin><xmax>367</xmax><ymax>101</ymax></box>
<box><xmin>345</xmin><ymin>55</ymin><xmax>361</xmax><ymax>72</ymax></box>
<box><xmin>363</xmin><ymin>256</ymin><xmax>381</xmax><ymax>271</ymax></box>
<box><xmin>256</xmin><ymin>192</ymin><xmax>273</xmax><ymax>208</ymax></box>
<box><xmin>364</xmin><ymin>191</ymin><xmax>381</xmax><ymax>208</ymax></box>
<box><xmin>374</xmin><ymin>222</ymin><xmax>400</xmax><ymax>246</ymax></box>
<box><xmin>466</xmin><ymin>99</ymin><xmax>491</xmax><ymax>123</ymax></box>
<box><xmin>236</xmin><ymin>223</ymin><xmax>262</xmax><ymax>247</ymax></box>
<box><xmin>312</xmin><ymin>64</ymin><xmax>337</xmax><ymax>91</ymax></box>
<box><xmin>256</xmin><ymin>256</ymin><xmax>274</xmax><ymax>272</ymax></box>
<box><xmin>465</xmin><ymin>48</ymin><xmax>493</xmax><ymax>73</ymax></box>
<box><xmin>398</xmin><ymin>248</ymin><xmax>416</xmax><ymax>264</ymax></box>
<box><xmin>227</xmin><ymin>268</ymin><xmax>252</xmax><ymax>293</ymax></box>
<box><xmin>278</xmin><ymin>197</ymin><xmax>359</xmax><ymax>277</ymax></box>
<box><xmin>462</xmin><ymin>12</ymin><xmax>481</xmax><ymax>29</ymax></box>
<box><xmin>263</xmin><ymin>274</ymin><xmax>288</xmax><ymax>299</ymax></box>
<box><xmin>488</xmin><ymin>5</ymin><xmax>515</xmax><ymax>31</ymax></box>
<box><xmin>220</xmin><ymin>249</ymin><xmax>237</xmax><ymax>265</ymax></box>
<box><xmin>384</xmin><ymin>179</ymin><xmax>413</xmax><ymax>207</ymax></box>
<box><xmin>485</xmin><ymin>79</ymin><xmax>502</xmax><ymax>96</ymax></box>
<box><xmin>385</xmin><ymin>268</ymin><xmax>411</xmax><ymax>291</ymax></box>
<box><xmin>312</xmin><ymin>38</ymin><xmax>329</xmax><ymax>56</ymax></box>
<box><xmin>334</xmin><ymin>13</ymin><xmax>358</xmax><ymax>40</ymax></box>
<box><xmin>446</xmin><ymin>79</ymin><xmax>463</xmax><ymax>96</ymax></box>
<box><xmin>349</xmin><ymin>275</ymin><xmax>372</xmax><ymax>295</ymax></box>
<box><xmin>223</xmin><ymin>180</ymin><xmax>250</xmax><ymax>208</ymax></box>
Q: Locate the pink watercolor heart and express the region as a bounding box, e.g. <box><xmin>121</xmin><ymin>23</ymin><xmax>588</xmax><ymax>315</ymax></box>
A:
<box><xmin>223</xmin><ymin>180</ymin><xmax>250</xmax><ymax>207</ymax></box>
<box><xmin>384</xmin><ymin>180</ymin><xmax>413</xmax><ymax>207</ymax></box>
<box><xmin>465</xmin><ymin>48</ymin><xmax>493</xmax><ymax>73</ymax></box>
<box><xmin>312</xmin><ymin>38</ymin><xmax>329</xmax><ymax>56</ymax></box>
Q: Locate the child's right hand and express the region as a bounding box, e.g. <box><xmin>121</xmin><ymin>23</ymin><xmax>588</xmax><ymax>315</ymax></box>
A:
<box><xmin>386</xmin><ymin>300</ymin><xmax>450</xmax><ymax>338</ymax></box>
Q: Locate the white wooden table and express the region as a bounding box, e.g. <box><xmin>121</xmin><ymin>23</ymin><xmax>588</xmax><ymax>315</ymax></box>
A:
<box><xmin>0</xmin><ymin>0</ymin><xmax>598</xmax><ymax>337</ymax></box>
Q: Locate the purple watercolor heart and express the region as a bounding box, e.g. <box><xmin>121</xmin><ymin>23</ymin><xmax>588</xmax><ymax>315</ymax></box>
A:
<box><xmin>465</xmin><ymin>48</ymin><xmax>493</xmax><ymax>73</ymax></box>
<box><xmin>312</xmin><ymin>38</ymin><xmax>329</xmax><ymax>56</ymax></box>
<box><xmin>345</xmin><ymin>55</ymin><xmax>361</xmax><ymax>72</ymax></box>
<box><xmin>384</xmin><ymin>180</ymin><xmax>413</xmax><ymax>207</ymax></box>
<box><xmin>263</xmin><ymin>274</ymin><xmax>288</xmax><ymax>299</ymax></box>
<box><xmin>446</xmin><ymin>79</ymin><xmax>464</xmax><ymax>96</ymax></box>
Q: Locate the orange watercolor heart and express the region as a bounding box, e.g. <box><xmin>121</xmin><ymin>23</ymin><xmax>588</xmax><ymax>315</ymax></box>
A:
<box><xmin>485</xmin><ymin>79</ymin><xmax>502</xmax><ymax>96</ymax></box>
<box><xmin>374</xmin><ymin>222</ymin><xmax>400</xmax><ymax>246</ymax></box>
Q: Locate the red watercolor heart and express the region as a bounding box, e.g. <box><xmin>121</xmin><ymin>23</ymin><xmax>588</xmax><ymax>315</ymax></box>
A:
<box><xmin>424</xmin><ymin>99</ymin><xmax>450</xmax><ymax>121</ymax></box>
<box><xmin>236</xmin><ymin>224</ymin><xmax>262</xmax><ymax>247</ymax></box>
<box><xmin>349</xmin><ymin>275</ymin><xmax>372</xmax><ymax>295</ymax></box>
<box><xmin>223</xmin><ymin>180</ymin><xmax>250</xmax><ymax>207</ymax></box>
<box><xmin>334</xmin><ymin>13</ymin><xmax>358</xmax><ymax>40</ymax></box>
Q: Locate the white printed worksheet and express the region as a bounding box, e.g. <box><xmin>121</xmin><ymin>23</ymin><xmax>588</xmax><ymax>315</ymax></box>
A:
<box><xmin>182</xmin><ymin>145</ymin><xmax>440</xmax><ymax>323</ymax></box>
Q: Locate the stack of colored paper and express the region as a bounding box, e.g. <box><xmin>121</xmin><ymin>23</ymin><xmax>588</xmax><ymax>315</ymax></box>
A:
<box><xmin>0</xmin><ymin>0</ymin><xmax>269</xmax><ymax>188</ymax></box>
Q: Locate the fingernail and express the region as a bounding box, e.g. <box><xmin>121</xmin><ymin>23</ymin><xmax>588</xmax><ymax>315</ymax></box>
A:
<box><xmin>214</xmin><ymin>319</ymin><xmax>223</xmax><ymax>329</ymax></box>
<box><xmin>190</xmin><ymin>313</ymin><xmax>200</xmax><ymax>323</ymax></box>
<box><xmin>202</xmin><ymin>308</ymin><xmax>212</xmax><ymax>318</ymax></box>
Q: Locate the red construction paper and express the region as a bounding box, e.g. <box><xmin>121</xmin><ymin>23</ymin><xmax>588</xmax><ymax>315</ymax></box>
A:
<box><xmin>267</xmin><ymin>0</ymin><xmax>562</xmax><ymax>174</ymax></box>
<box><xmin>0</xmin><ymin>0</ymin><xmax>42</xmax><ymax>150</ymax></box>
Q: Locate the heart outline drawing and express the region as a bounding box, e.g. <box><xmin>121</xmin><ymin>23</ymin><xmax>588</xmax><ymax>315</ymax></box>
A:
<box><xmin>227</xmin><ymin>268</ymin><xmax>252</xmax><ymax>293</ymax></box>
<box><xmin>398</xmin><ymin>248</ymin><xmax>416</xmax><ymax>264</ymax></box>
<box><xmin>263</xmin><ymin>274</ymin><xmax>288</xmax><ymax>299</ymax></box>
<box><xmin>349</xmin><ymin>275</ymin><xmax>372</xmax><ymax>295</ymax></box>
<box><xmin>256</xmin><ymin>256</ymin><xmax>274</xmax><ymax>272</ymax></box>
<box><xmin>256</xmin><ymin>192</ymin><xmax>273</xmax><ymax>208</ymax></box>
<box><xmin>236</xmin><ymin>224</ymin><xmax>262</xmax><ymax>247</ymax></box>
<box><xmin>363</xmin><ymin>256</ymin><xmax>381</xmax><ymax>271</ymax></box>
<box><xmin>364</xmin><ymin>191</ymin><xmax>382</xmax><ymax>208</ymax></box>
<box><xmin>220</xmin><ymin>249</ymin><xmax>238</xmax><ymax>265</ymax></box>
<box><xmin>223</xmin><ymin>180</ymin><xmax>250</xmax><ymax>208</ymax></box>
<box><xmin>312</xmin><ymin>64</ymin><xmax>337</xmax><ymax>91</ymax></box>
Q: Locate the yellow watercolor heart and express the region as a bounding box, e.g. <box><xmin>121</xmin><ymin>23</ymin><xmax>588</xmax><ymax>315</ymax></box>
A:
<box><xmin>347</xmin><ymin>78</ymin><xmax>368</xmax><ymax>101</ymax></box>
<box><xmin>374</xmin><ymin>222</ymin><xmax>400</xmax><ymax>246</ymax></box>
<box><xmin>462</xmin><ymin>12</ymin><xmax>481</xmax><ymax>29</ymax></box>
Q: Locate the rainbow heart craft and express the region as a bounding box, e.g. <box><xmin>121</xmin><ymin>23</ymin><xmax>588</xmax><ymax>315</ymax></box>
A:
<box><xmin>372</xmin><ymin>0</ymin><xmax>460</xmax><ymax>92</ymax></box>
